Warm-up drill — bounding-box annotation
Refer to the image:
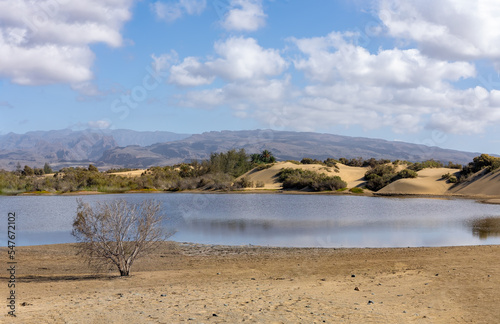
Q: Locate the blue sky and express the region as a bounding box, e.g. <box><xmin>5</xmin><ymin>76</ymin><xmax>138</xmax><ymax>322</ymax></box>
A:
<box><xmin>1</xmin><ymin>0</ymin><xmax>500</xmax><ymax>154</ymax></box>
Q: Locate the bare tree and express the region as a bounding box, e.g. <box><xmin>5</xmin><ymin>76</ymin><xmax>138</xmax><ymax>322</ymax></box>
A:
<box><xmin>72</xmin><ymin>199</ymin><xmax>172</xmax><ymax>276</ymax></box>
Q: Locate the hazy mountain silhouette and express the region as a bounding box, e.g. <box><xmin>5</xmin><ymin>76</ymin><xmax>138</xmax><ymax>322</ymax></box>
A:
<box><xmin>0</xmin><ymin>129</ymin><xmax>485</xmax><ymax>170</ymax></box>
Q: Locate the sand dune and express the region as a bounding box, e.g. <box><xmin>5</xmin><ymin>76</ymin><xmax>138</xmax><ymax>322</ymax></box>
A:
<box><xmin>378</xmin><ymin>168</ymin><xmax>460</xmax><ymax>196</ymax></box>
<box><xmin>238</xmin><ymin>162</ymin><xmax>368</xmax><ymax>190</ymax></box>
<box><xmin>450</xmin><ymin>170</ymin><xmax>500</xmax><ymax>197</ymax></box>
<box><xmin>107</xmin><ymin>169</ymin><xmax>146</xmax><ymax>177</ymax></box>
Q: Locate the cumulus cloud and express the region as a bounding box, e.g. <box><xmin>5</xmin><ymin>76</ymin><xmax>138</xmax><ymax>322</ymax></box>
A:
<box><xmin>286</xmin><ymin>31</ymin><xmax>500</xmax><ymax>134</ymax></box>
<box><xmin>378</xmin><ymin>0</ymin><xmax>500</xmax><ymax>64</ymax></box>
<box><xmin>179</xmin><ymin>77</ymin><xmax>290</xmax><ymax>108</ymax></box>
<box><xmin>291</xmin><ymin>31</ymin><xmax>476</xmax><ymax>89</ymax></box>
<box><xmin>221</xmin><ymin>0</ymin><xmax>266</xmax><ymax>32</ymax></box>
<box><xmin>170</xmin><ymin>57</ymin><xmax>215</xmax><ymax>86</ymax></box>
<box><xmin>172</xmin><ymin>30</ymin><xmax>500</xmax><ymax>135</ymax></box>
<box><xmin>152</xmin><ymin>0</ymin><xmax>206</xmax><ymax>23</ymax></box>
<box><xmin>153</xmin><ymin>1</ymin><xmax>500</xmax><ymax>136</ymax></box>
<box><xmin>166</xmin><ymin>36</ymin><xmax>287</xmax><ymax>86</ymax></box>
<box><xmin>0</xmin><ymin>0</ymin><xmax>134</xmax><ymax>86</ymax></box>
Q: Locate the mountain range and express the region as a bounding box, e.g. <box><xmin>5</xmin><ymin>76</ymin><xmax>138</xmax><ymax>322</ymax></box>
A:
<box><xmin>0</xmin><ymin>129</ymin><xmax>485</xmax><ymax>171</ymax></box>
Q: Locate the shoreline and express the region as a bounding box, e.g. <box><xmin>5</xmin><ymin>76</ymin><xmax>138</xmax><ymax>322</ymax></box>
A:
<box><xmin>4</xmin><ymin>242</ymin><xmax>500</xmax><ymax>323</ymax></box>
<box><xmin>10</xmin><ymin>188</ymin><xmax>500</xmax><ymax>204</ymax></box>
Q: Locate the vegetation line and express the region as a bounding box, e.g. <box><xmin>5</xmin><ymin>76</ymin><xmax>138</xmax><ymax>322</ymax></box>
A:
<box><xmin>1</xmin><ymin>150</ymin><xmax>498</xmax><ymax>196</ymax></box>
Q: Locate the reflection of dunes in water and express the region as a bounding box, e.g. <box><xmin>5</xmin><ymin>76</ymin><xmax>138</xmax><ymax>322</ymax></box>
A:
<box><xmin>184</xmin><ymin>218</ymin><xmax>449</xmax><ymax>233</ymax></box>
<box><xmin>469</xmin><ymin>217</ymin><xmax>500</xmax><ymax>240</ymax></box>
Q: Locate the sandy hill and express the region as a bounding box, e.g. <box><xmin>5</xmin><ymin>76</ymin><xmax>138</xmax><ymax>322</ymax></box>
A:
<box><xmin>449</xmin><ymin>170</ymin><xmax>500</xmax><ymax>197</ymax></box>
<box><xmin>377</xmin><ymin>168</ymin><xmax>460</xmax><ymax>195</ymax></box>
<box><xmin>238</xmin><ymin>162</ymin><xmax>368</xmax><ymax>190</ymax></box>
<box><xmin>107</xmin><ymin>169</ymin><xmax>146</xmax><ymax>177</ymax></box>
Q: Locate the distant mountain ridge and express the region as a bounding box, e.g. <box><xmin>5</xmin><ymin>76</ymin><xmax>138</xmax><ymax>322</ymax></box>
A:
<box><xmin>0</xmin><ymin>129</ymin><xmax>190</xmax><ymax>170</ymax></box>
<box><xmin>0</xmin><ymin>129</ymin><xmax>486</xmax><ymax>170</ymax></box>
<box><xmin>99</xmin><ymin>130</ymin><xmax>482</xmax><ymax>168</ymax></box>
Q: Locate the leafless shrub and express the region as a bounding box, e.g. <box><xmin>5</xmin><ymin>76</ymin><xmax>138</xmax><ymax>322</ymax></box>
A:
<box><xmin>72</xmin><ymin>199</ymin><xmax>173</xmax><ymax>276</ymax></box>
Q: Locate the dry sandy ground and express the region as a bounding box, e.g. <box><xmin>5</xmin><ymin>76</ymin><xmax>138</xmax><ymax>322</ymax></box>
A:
<box><xmin>450</xmin><ymin>170</ymin><xmax>500</xmax><ymax>197</ymax></box>
<box><xmin>107</xmin><ymin>169</ymin><xmax>147</xmax><ymax>177</ymax></box>
<box><xmin>2</xmin><ymin>243</ymin><xmax>500</xmax><ymax>323</ymax></box>
<box><xmin>377</xmin><ymin>168</ymin><xmax>460</xmax><ymax>196</ymax></box>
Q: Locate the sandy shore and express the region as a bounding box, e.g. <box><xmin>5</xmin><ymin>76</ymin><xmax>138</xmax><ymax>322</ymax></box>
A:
<box><xmin>2</xmin><ymin>243</ymin><xmax>500</xmax><ymax>323</ymax></box>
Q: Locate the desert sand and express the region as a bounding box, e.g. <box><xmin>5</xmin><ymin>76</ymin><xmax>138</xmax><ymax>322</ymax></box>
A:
<box><xmin>377</xmin><ymin>168</ymin><xmax>460</xmax><ymax>196</ymax></box>
<box><xmin>107</xmin><ymin>169</ymin><xmax>147</xmax><ymax>177</ymax></box>
<box><xmin>2</xmin><ymin>243</ymin><xmax>500</xmax><ymax>323</ymax></box>
<box><xmin>450</xmin><ymin>170</ymin><xmax>500</xmax><ymax>197</ymax></box>
<box><xmin>238</xmin><ymin>163</ymin><xmax>500</xmax><ymax>200</ymax></box>
<box><xmin>238</xmin><ymin>162</ymin><xmax>367</xmax><ymax>190</ymax></box>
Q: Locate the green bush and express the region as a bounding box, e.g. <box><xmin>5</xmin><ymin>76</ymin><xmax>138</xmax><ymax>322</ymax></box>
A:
<box><xmin>349</xmin><ymin>187</ymin><xmax>364</xmax><ymax>194</ymax></box>
<box><xmin>256</xmin><ymin>181</ymin><xmax>265</xmax><ymax>188</ymax></box>
<box><xmin>255</xmin><ymin>164</ymin><xmax>273</xmax><ymax>171</ymax></box>
<box><xmin>300</xmin><ymin>158</ymin><xmax>324</xmax><ymax>165</ymax></box>
<box><xmin>442</xmin><ymin>173</ymin><xmax>451</xmax><ymax>180</ymax></box>
<box><xmin>408</xmin><ymin>159</ymin><xmax>444</xmax><ymax>171</ymax></box>
<box><xmin>460</xmin><ymin>154</ymin><xmax>500</xmax><ymax>181</ymax></box>
<box><xmin>397</xmin><ymin>169</ymin><xmax>418</xmax><ymax>179</ymax></box>
<box><xmin>364</xmin><ymin>165</ymin><xmax>396</xmax><ymax>191</ymax></box>
<box><xmin>323</xmin><ymin>158</ymin><xmax>338</xmax><ymax>167</ymax></box>
<box><xmin>277</xmin><ymin>168</ymin><xmax>347</xmax><ymax>191</ymax></box>
<box><xmin>233</xmin><ymin>177</ymin><xmax>253</xmax><ymax>189</ymax></box>
<box><xmin>285</xmin><ymin>160</ymin><xmax>301</xmax><ymax>165</ymax></box>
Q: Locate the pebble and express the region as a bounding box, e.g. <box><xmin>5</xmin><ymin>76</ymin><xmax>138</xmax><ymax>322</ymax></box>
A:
<box><xmin>367</xmin><ymin>300</ymin><xmax>374</xmax><ymax>305</ymax></box>
<box><xmin>351</xmin><ymin>274</ymin><xmax>356</xmax><ymax>278</ymax></box>
<box><xmin>354</xmin><ymin>287</ymin><xmax>360</xmax><ymax>291</ymax></box>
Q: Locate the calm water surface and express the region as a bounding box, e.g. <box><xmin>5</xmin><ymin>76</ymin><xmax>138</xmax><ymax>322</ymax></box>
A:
<box><xmin>1</xmin><ymin>193</ymin><xmax>499</xmax><ymax>247</ymax></box>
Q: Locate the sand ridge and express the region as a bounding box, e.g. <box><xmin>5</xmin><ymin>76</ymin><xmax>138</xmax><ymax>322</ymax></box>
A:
<box><xmin>238</xmin><ymin>162</ymin><xmax>368</xmax><ymax>190</ymax></box>
<box><xmin>378</xmin><ymin>168</ymin><xmax>460</xmax><ymax>196</ymax></box>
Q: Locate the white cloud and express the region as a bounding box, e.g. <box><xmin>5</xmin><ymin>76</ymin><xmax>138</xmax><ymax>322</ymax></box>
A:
<box><xmin>88</xmin><ymin>120</ymin><xmax>111</xmax><ymax>129</ymax></box>
<box><xmin>166</xmin><ymin>36</ymin><xmax>287</xmax><ymax>86</ymax></box>
<box><xmin>0</xmin><ymin>0</ymin><xmax>134</xmax><ymax>86</ymax></box>
<box><xmin>152</xmin><ymin>50</ymin><xmax>179</xmax><ymax>73</ymax></box>
<box><xmin>292</xmin><ymin>31</ymin><xmax>476</xmax><ymax>89</ymax></box>
<box><xmin>152</xmin><ymin>0</ymin><xmax>206</xmax><ymax>23</ymax></box>
<box><xmin>180</xmin><ymin>77</ymin><xmax>290</xmax><ymax>108</ymax></box>
<box><xmin>174</xmin><ymin>31</ymin><xmax>500</xmax><ymax>135</ymax></box>
<box><xmin>170</xmin><ymin>57</ymin><xmax>215</xmax><ymax>86</ymax></box>
<box><xmin>72</xmin><ymin>82</ymin><xmax>104</xmax><ymax>97</ymax></box>
<box><xmin>180</xmin><ymin>0</ymin><xmax>207</xmax><ymax>15</ymax></box>
<box><xmin>378</xmin><ymin>0</ymin><xmax>500</xmax><ymax>64</ymax></box>
<box><xmin>221</xmin><ymin>0</ymin><xmax>266</xmax><ymax>32</ymax></box>
<box><xmin>208</xmin><ymin>37</ymin><xmax>287</xmax><ymax>80</ymax></box>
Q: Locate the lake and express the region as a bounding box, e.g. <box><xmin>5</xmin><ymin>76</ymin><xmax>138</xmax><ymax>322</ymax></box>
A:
<box><xmin>1</xmin><ymin>193</ymin><xmax>500</xmax><ymax>248</ymax></box>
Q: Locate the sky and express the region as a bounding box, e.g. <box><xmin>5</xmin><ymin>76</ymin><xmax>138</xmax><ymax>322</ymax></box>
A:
<box><xmin>1</xmin><ymin>0</ymin><xmax>500</xmax><ymax>154</ymax></box>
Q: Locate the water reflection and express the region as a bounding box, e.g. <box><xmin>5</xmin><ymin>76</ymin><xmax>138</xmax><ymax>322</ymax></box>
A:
<box><xmin>469</xmin><ymin>217</ymin><xmax>500</xmax><ymax>239</ymax></box>
<box><xmin>2</xmin><ymin>193</ymin><xmax>500</xmax><ymax>247</ymax></box>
